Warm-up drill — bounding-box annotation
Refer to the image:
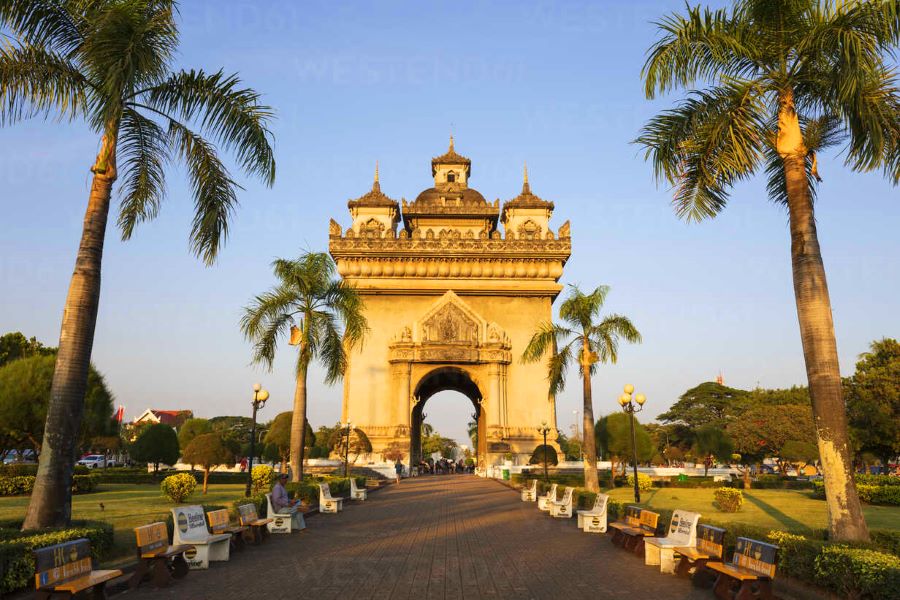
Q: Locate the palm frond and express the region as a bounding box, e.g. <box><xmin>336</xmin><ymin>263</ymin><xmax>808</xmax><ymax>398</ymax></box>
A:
<box><xmin>240</xmin><ymin>284</ymin><xmax>299</xmax><ymax>369</ymax></box>
<box><xmin>316</xmin><ymin>314</ymin><xmax>346</xmax><ymax>384</ymax></box>
<box><xmin>117</xmin><ymin>107</ymin><xmax>168</xmax><ymax>238</ymax></box>
<box><xmin>558</xmin><ymin>284</ymin><xmax>609</xmax><ymax>330</ymax></box>
<box><xmin>0</xmin><ymin>0</ymin><xmax>84</xmax><ymax>54</ymax></box>
<box><xmin>322</xmin><ymin>280</ymin><xmax>367</xmax><ymax>350</ymax></box>
<box><xmin>643</xmin><ymin>3</ymin><xmax>759</xmax><ymax>98</ymax></box>
<box><xmin>839</xmin><ymin>66</ymin><xmax>900</xmax><ymax>182</ymax></box>
<box><xmin>521</xmin><ymin>321</ymin><xmax>574</xmax><ymax>364</ymax></box>
<box><xmin>589</xmin><ymin>314</ymin><xmax>643</xmax><ymax>369</ymax></box>
<box><xmin>142</xmin><ymin>69</ymin><xmax>275</xmax><ymax>184</ymax></box>
<box><xmin>636</xmin><ymin>79</ymin><xmax>768</xmax><ymax>221</ymax></box>
<box><xmin>167</xmin><ymin>120</ymin><xmax>239</xmax><ymax>265</ymax></box>
<box><xmin>0</xmin><ymin>42</ymin><xmax>89</xmax><ymax>124</ymax></box>
<box><xmin>547</xmin><ymin>341</ymin><xmax>574</xmax><ymax>396</ymax></box>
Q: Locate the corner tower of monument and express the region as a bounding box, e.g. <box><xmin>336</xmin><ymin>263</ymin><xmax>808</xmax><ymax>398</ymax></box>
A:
<box><xmin>329</xmin><ymin>139</ymin><xmax>571</xmax><ymax>468</ymax></box>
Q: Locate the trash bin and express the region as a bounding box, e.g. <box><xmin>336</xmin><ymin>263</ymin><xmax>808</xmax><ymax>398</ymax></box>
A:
<box><xmin>677</xmin><ymin>474</ymin><xmax>688</xmax><ymax>482</ymax></box>
<box><xmin>502</xmin><ymin>468</ymin><xmax>510</xmax><ymax>480</ymax></box>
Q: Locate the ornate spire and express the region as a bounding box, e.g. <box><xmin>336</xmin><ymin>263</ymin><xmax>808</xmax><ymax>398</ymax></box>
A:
<box><xmin>373</xmin><ymin>161</ymin><xmax>380</xmax><ymax>191</ymax></box>
<box><xmin>449</xmin><ymin>134</ymin><xmax>454</xmax><ymax>153</ymax></box>
<box><xmin>522</xmin><ymin>161</ymin><xmax>530</xmax><ymax>194</ymax></box>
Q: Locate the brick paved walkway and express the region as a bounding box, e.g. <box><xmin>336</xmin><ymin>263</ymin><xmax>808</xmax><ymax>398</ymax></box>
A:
<box><xmin>123</xmin><ymin>475</ymin><xmax>709</xmax><ymax>599</ymax></box>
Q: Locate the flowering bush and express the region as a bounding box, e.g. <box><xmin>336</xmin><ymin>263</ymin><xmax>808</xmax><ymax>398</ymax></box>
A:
<box><xmin>713</xmin><ymin>487</ymin><xmax>743</xmax><ymax>512</ymax></box>
<box><xmin>160</xmin><ymin>472</ymin><xmax>196</xmax><ymax>503</ymax></box>
<box><xmin>251</xmin><ymin>464</ymin><xmax>275</xmax><ymax>493</ymax></box>
<box><xmin>626</xmin><ymin>472</ymin><xmax>653</xmax><ymax>492</ymax></box>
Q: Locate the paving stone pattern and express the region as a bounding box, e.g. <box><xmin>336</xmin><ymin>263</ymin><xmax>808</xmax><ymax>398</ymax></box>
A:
<box><xmin>123</xmin><ymin>475</ymin><xmax>709</xmax><ymax>599</ymax></box>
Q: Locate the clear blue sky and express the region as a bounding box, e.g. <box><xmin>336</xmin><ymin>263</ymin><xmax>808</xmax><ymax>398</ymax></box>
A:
<box><xmin>1</xmin><ymin>1</ymin><xmax>897</xmax><ymax>446</ymax></box>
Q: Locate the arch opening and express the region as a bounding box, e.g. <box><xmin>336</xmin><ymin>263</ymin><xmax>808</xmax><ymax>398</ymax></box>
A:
<box><xmin>410</xmin><ymin>367</ymin><xmax>486</xmax><ymax>471</ymax></box>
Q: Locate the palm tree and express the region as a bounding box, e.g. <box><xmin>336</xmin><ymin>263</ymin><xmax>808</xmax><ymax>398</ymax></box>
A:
<box><xmin>522</xmin><ymin>285</ymin><xmax>641</xmax><ymax>492</ymax></box>
<box><xmin>241</xmin><ymin>252</ymin><xmax>366</xmax><ymax>483</ymax></box>
<box><xmin>2</xmin><ymin>1</ymin><xmax>275</xmax><ymax>530</ymax></box>
<box><xmin>636</xmin><ymin>0</ymin><xmax>899</xmax><ymax>541</ymax></box>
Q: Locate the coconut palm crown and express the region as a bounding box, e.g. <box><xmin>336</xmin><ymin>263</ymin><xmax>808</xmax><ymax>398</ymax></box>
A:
<box><xmin>2</xmin><ymin>0</ymin><xmax>275</xmax><ymax>529</ymax></box>
<box><xmin>636</xmin><ymin>0</ymin><xmax>898</xmax><ymax>541</ymax></box>
<box><xmin>522</xmin><ymin>284</ymin><xmax>641</xmax><ymax>493</ymax></box>
<box><xmin>241</xmin><ymin>252</ymin><xmax>367</xmax><ymax>483</ymax></box>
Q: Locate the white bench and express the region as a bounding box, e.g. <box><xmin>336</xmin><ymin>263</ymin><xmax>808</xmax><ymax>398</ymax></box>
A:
<box><xmin>266</xmin><ymin>493</ymin><xmax>306</xmax><ymax>533</ymax></box>
<box><xmin>537</xmin><ymin>483</ymin><xmax>558</xmax><ymax>512</ymax></box>
<box><xmin>319</xmin><ymin>482</ymin><xmax>345</xmax><ymax>513</ymax></box>
<box><xmin>576</xmin><ymin>492</ymin><xmax>609</xmax><ymax>533</ymax></box>
<box><xmin>350</xmin><ymin>478</ymin><xmax>368</xmax><ymax>501</ymax></box>
<box><xmin>644</xmin><ymin>509</ymin><xmax>702</xmax><ymax>574</ymax></box>
<box><xmin>170</xmin><ymin>506</ymin><xmax>231</xmax><ymax>569</ymax></box>
<box><xmin>521</xmin><ymin>479</ymin><xmax>537</xmax><ymax>502</ymax></box>
<box><xmin>549</xmin><ymin>486</ymin><xmax>574</xmax><ymax>518</ymax></box>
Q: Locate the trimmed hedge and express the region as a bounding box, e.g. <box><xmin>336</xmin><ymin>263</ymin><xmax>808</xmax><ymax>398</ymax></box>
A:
<box><xmin>0</xmin><ymin>464</ymin><xmax>90</xmax><ymax>477</ymax></box>
<box><xmin>0</xmin><ymin>474</ymin><xmax>98</xmax><ymax>496</ymax></box>
<box><xmin>0</xmin><ymin>520</ymin><xmax>114</xmax><ymax>594</ymax></box>
<box><xmin>812</xmin><ymin>480</ymin><xmax>900</xmax><ymax>506</ymax></box>
<box><xmin>714</xmin><ymin>488</ymin><xmax>743</xmax><ymax>512</ymax></box>
<box><xmin>814</xmin><ymin>546</ymin><xmax>900</xmax><ymax>600</ymax></box>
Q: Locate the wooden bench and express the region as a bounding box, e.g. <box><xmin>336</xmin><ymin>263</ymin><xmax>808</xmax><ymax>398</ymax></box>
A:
<box><xmin>238</xmin><ymin>503</ymin><xmax>273</xmax><ymax>544</ymax></box>
<box><xmin>318</xmin><ymin>483</ymin><xmax>345</xmax><ymax>513</ymax></box>
<box><xmin>130</xmin><ymin>522</ymin><xmax>192</xmax><ymax>589</ymax></box>
<box><xmin>706</xmin><ymin>537</ymin><xmax>778</xmax><ymax>600</ymax></box>
<box><xmin>608</xmin><ymin>505</ymin><xmax>641</xmax><ymax>546</ymax></box>
<box><xmin>549</xmin><ymin>486</ymin><xmax>575</xmax><ymax>518</ymax></box>
<box><xmin>171</xmin><ymin>506</ymin><xmax>231</xmax><ymax>569</ymax></box>
<box><xmin>576</xmin><ymin>492</ymin><xmax>609</xmax><ymax>533</ymax></box>
<box><xmin>674</xmin><ymin>524</ymin><xmax>726</xmax><ymax>579</ymax></box>
<box><xmin>643</xmin><ymin>509</ymin><xmax>701</xmax><ymax>573</ymax></box>
<box><xmin>350</xmin><ymin>478</ymin><xmax>368</xmax><ymax>501</ymax></box>
<box><xmin>34</xmin><ymin>538</ymin><xmax>122</xmax><ymax>599</ymax></box>
<box><xmin>266</xmin><ymin>493</ymin><xmax>306</xmax><ymax>532</ymax></box>
<box><xmin>206</xmin><ymin>508</ymin><xmax>249</xmax><ymax>552</ymax></box>
<box><xmin>520</xmin><ymin>479</ymin><xmax>537</xmax><ymax>502</ymax></box>
<box><xmin>609</xmin><ymin>507</ymin><xmax>659</xmax><ymax>554</ymax></box>
<box><xmin>536</xmin><ymin>483</ymin><xmax>558</xmax><ymax>512</ymax></box>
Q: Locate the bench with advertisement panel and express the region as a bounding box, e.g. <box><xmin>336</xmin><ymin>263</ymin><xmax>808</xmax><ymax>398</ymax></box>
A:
<box><xmin>131</xmin><ymin>522</ymin><xmax>193</xmax><ymax>589</ymax></box>
<box><xmin>673</xmin><ymin>524</ymin><xmax>726</xmax><ymax>579</ymax></box>
<box><xmin>706</xmin><ymin>537</ymin><xmax>778</xmax><ymax>600</ymax></box>
<box><xmin>33</xmin><ymin>538</ymin><xmax>122</xmax><ymax>599</ymax></box>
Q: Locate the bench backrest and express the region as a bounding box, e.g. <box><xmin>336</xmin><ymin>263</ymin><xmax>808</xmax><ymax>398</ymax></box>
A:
<box><xmin>526</xmin><ymin>479</ymin><xmax>536</xmax><ymax>492</ymax></box>
<box><xmin>351</xmin><ymin>478</ymin><xmax>364</xmax><ymax>493</ymax></box>
<box><xmin>238</xmin><ymin>503</ymin><xmax>260</xmax><ymax>525</ymax></box>
<box><xmin>731</xmin><ymin>537</ymin><xmax>778</xmax><ymax>578</ymax></box>
<box><xmin>34</xmin><ymin>538</ymin><xmax>92</xmax><ymax>590</ymax></box>
<box><xmin>593</xmin><ymin>493</ymin><xmax>609</xmax><ymax>512</ymax></box>
<box><xmin>664</xmin><ymin>510</ymin><xmax>701</xmax><ymax>545</ymax></box>
<box><xmin>206</xmin><ymin>508</ymin><xmax>231</xmax><ymax>533</ymax></box>
<box><xmin>696</xmin><ymin>524</ymin><xmax>726</xmax><ymax>559</ymax></box>
<box><xmin>559</xmin><ymin>486</ymin><xmax>574</xmax><ymax>505</ymax></box>
<box><xmin>134</xmin><ymin>522</ymin><xmax>169</xmax><ymax>556</ymax></box>
<box><xmin>624</xmin><ymin>505</ymin><xmax>641</xmax><ymax>527</ymax></box>
<box><xmin>546</xmin><ymin>483</ymin><xmax>558</xmax><ymax>498</ymax></box>
<box><xmin>638</xmin><ymin>509</ymin><xmax>659</xmax><ymax>534</ymax></box>
<box><xmin>172</xmin><ymin>505</ymin><xmax>211</xmax><ymax>542</ymax></box>
<box><xmin>320</xmin><ymin>482</ymin><xmax>334</xmax><ymax>499</ymax></box>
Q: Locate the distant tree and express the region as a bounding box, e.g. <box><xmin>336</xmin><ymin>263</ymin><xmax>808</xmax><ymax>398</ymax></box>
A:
<box><xmin>178</xmin><ymin>419</ymin><xmax>212</xmax><ymax>451</ymax></box>
<box><xmin>727</xmin><ymin>404</ymin><xmax>816</xmax><ymax>461</ymax></box>
<box><xmin>383</xmin><ymin>442</ymin><xmax>406</xmax><ymax>463</ymax></box>
<box><xmin>182</xmin><ymin>433</ymin><xmax>235</xmax><ymax>493</ymax></box>
<box><xmin>780</xmin><ymin>440</ymin><xmax>819</xmax><ymax>475</ymax></box>
<box><xmin>265</xmin><ymin>412</ymin><xmax>314</xmax><ymax>472</ymax></box>
<box><xmin>846</xmin><ymin>338</ymin><xmax>900</xmax><ymax>467</ymax></box>
<box><xmin>466</xmin><ymin>420</ymin><xmax>478</xmax><ymax>449</ymax></box>
<box><xmin>420</xmin><ymin>432</ymin><xmax>457</xmax><ymax>460</ymax></box>
<box><xmin>130</xmin><ymin>424</ymin><xmax>179</xmax><ymax>473</ymax></box>
<box><xmin>658</xmin><ymin>382</ymin><xmax>749</xmax><ymax>430</ymax></box>
<box><xmin>0</xmin><ymin>332</ymin><xmax>53</xmax><ymax>367</ymax></box>
<box><xmin>596</xmin><ymin>413</ymin><xmax>653</xmax><ymax>484</ymax></box>
<box><xmin>748</xmin><ymin>386</ymin><xmax>811</xmax><ymax>406</ymax></box>
<box><xmin>693</xmin><ymin>425</ymin><xmax>735</xmax><ymax>476</ymax></box>
<box><xmin>329</xmin><ymin>427</ymin><xmax>373</xmax><ymax>464</ymax></box>
<box><xmin>522</xmin><ymin>284</ymin><xmax>641</xmax><ymax>493</ymax></box>
<box><xmin>0</xmin><ymin>354</ymin><xmax>115</xmax><ymax>455</ymax></box>
<box><xmin>529</xmin><ymin>445</ymin><xmax>559</xmax><ymax>466</ymax></box>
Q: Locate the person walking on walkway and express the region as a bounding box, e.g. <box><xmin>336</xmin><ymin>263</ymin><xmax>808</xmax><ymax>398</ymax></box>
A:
<box><xmin>394</xmin><ymin>459</ymin><xmax>403</xmax><ymax>484</ymax></box>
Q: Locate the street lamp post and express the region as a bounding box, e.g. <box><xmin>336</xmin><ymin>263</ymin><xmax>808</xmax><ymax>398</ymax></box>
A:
<box><xmin>244</xmin><ymin>383</ymin><xmax>269</xmax><ymax>497</ymax></box>
<box><xmin>343</xmin><ymin>421</ymin><xmax>353</xmax><ymax>479</ymax></box>
<box><xmin>538</xmin><ymin>421</ymin><xmax>551</xmax><ymax>483</ymax></box>
<box><xmin>618</xmin><ymin>384</ymin><xmax>646</xmax><ymax>503</ymax></box>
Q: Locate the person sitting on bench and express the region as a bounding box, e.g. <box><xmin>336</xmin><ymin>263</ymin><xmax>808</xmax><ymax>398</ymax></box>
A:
<box><xmin>270</xmin><ymin>473</ymin><xmax>306</xmax><ymax>530</ymax></box>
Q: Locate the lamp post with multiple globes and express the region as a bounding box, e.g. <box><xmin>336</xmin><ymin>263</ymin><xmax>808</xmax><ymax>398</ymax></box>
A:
<box><xmin>244</xmin><ymin>383</ymin><xmax>269</xmax><ymax>497</ymax></box>
<box><xmin>618</xmin><ymin>384</ymin><xmax>646</xmax><ymax>503</ymax></box>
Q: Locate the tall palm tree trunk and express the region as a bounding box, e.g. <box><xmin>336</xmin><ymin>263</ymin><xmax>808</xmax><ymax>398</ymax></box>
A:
<box><xmin>779</xmin><ymin>95</ymin><xmax>869</xmax><ymax>542</ymax></box>
<box><xmin>23</xmin><ymin>137</ymin><xmax>117</xmax><ymax>530</ymax></box>
<box><xmin>581</xmin><ymin>342</ymin><xmax>600</xmax><ymax>492</ymax></box>
<box><xmin>289</xmin><ymin>363</ymin><xmax>308</xmax><ymax>483</ymax></box>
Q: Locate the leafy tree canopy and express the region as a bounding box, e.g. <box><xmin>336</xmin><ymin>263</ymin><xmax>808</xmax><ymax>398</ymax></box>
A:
<box><xmin>726</xmin><ymin>403</ymin><xmax>816</xmax><ymax>459</ymax></box>
<box><xmin>529</xmin><ymin>444</ymin><xmax>559</xmax><ymax>466</ymax></box>
<box><xmin>596</xmin><ymin>412</ymin><xmax>653</xmax><ymax>462</ymax></box>
<box><xmin>0</xmin><ymin>353</ymin><xmax>115</xmax><ymax>455</ymax></box>
<box><xmin>846</xmin><ymin>338</ymin><xmax>900</xmax><ymax>463</ymax></box>
<box><xmin>182</xmin><ymin>432</ymin><xmax>234</xmax><ymax>470</ymax></box>
<box><xmin>693</xmin><ymin>425</ymin><xmax>735</xmax><ymax>463</ymax></box>
<box><xmin>177</xmin><ymin>418</ymin><xmax>211</xmax><ymax>450</ymax></box>
<box><xmin>657</xmin><ymin>381</ymin><xmax>749</xmax><ymax>429</ymax></box>
<box><xmin>130</xmin><ymin>423</ymin><xmax>179</xmax><ymax>472</ymax></box>
<box><xmin>0</xmin><ymin>332</ymin><xmax>54</xmax><ymax>367</ymax></box>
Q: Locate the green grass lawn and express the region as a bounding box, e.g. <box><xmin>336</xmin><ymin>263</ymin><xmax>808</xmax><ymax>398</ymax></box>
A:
<box><xmin>605</xmin><ymin>487</ymin><xmax>900</xmax><ymax>532</ymax></box>
<box><xmin>0</xmin><ymin>483</ymin><xmax>247</xmax><ymax>565</ymax></box>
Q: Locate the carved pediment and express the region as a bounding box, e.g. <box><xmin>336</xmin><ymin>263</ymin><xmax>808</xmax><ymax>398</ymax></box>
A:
<box><xmin>422</xmin><ymin>303</ymin><xmax>477</xmax><ymax>344</ymax></box>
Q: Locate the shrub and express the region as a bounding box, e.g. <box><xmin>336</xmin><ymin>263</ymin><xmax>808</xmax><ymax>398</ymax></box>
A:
<box><xmin>814</xmin><ymin>546</ymin><xmax>900</xmax><ymax>600</ymax></box>
<box><xmin>626</xmin><ymin>472</ymin><xmax>653</xmax><ymax>492</ymax></box>
<box><xmin>0</xmin><ymin>474</ymin><xmax>97</xmax><ymax>496</ymax></box>
<box><xmin>0</xmin><ymin>520</ymin><xmax>113</xmax><ymax>594</ymax></box>
<box><xmin>766</xmin><ymin>530</ymin><xmax>825</xmax><ymax>581</ymax></box>
<box><xmin>857</xmin><ymin>484</ymin><xmax>900</xmax><ymax>506</ymax></box>
<box><xmin>251</xmin><ymin>464</ymin><xmax>275</xmax><ymax>494</ymax></box>
<box><xmin>232</xmin><ymin>494</ymin><xmax>267</xmax><ymax>520</ymax></box>
<box><xmin>160</xmin><ymin>472</ymin><xmax>196</xmax><ymax>503</ymax></box>
<box><xmin>856</xmin><ymin>474</ymin><xmax>900</xmax><ymax>487</ymax></box>
<box><xmin>528</xmin><ymin>445</ymin><xmax>559</xmax><ymax>466</ymax></box>
<box><xmin>713</xmin><ymin>487</ymin><xmax>743</xmax><ymax>512</ymax></box>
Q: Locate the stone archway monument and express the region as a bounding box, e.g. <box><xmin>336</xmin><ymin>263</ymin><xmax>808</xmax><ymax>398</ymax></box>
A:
<box><xmin>328</xmin><ymin>139</ymin><xmax>571</xmax><ymax>469</ymax></box>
